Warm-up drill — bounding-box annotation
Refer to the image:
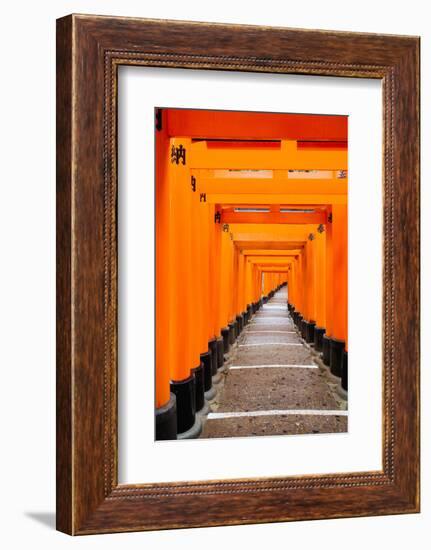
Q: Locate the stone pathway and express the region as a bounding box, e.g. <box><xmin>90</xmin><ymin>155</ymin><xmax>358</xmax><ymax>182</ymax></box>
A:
<box><xmin>200</xmin><ymin>288</ymin><xmax>347</xmax><ymax>439</ymax></box>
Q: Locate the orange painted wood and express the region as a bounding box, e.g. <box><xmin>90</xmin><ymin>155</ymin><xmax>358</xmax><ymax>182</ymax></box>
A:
<box><xmin>296</xmin><ymin>253</ymin><xmax>304</xmax><ymax>314</ymax></box>
<box><xmin>260</xmin><ymin>267</ymin><xmax>290</xmax><ymax>272</ymax></box>
<box><xmin>222</xmin><ymin>212</ymin><xmax>327</xmax><ymax>224</ymax></box>
<box><xmin>207</xmin><ymin>194</ymin><xmax>347</xmax><ymax>205</ymax></box>
<box><xmin>198</xmin><ymin>177</ymin><xmax>347</xmax><ymax>196</ymax></box>
<box><xmin>190</xmin><ymin>184</ymin><xmax>203</xmax><ymax>364</ymax></box>
<box><xmin>248</xmin><ymin>256</ymin><xmax>295</xmax><ymax>265</ymax></box>
<box><xmin>314</xmin><ymin>228</ymin><xmax>327</xmax><ymax>328</ymax></box>
<box><xmin>190</xmin><ymin>140</ymin><xmax>347</xmax><ymax>170</ymax></box>
<box><xmin>212</xmin><ymin>219</ymin><xmax>223</xmax><ymax>336</ymax></box>
<box><xmin>236</xmin><ymin>251</ymin><xmax>245</xmax><ymax>313</ymax></box>
<box><xmin>231</xmin><ymin>223</ymin><xmax>315</xmax><ymax>236</ymax></box>
<box><xmin>168</xmin><ymin>138</ymin><xmax>194</xmax><ymax>381</ymax></box>
<box><xmin>167</xmin><ymin>109</ymin><xmax>347</xmax><ymax>141</ymax></box>
<box><xmin>208</xmin><ymin>204</ymin><xmax>218</xmax><ymax>338</ymax></box>
<box><xmin>325</xmin><ymin>215</ymin><xmax>334</xmax><ymax>337</ymax></box>
<box><xmin>218</xmin><ymin>229</ymin><xmax>231</xmax><ymax>327</ymax></box>
<box><xmin>155</xmin><ymin>116</ymin><xmax>171</xmax><ymax>408</ymax></box>
<box><xmin>243</xmin><ymin>249</ymin><xmax>302</xmax><ymax>256</ymax></box>
<box><xmin>228</xmin><ymin>234</ymin><xmax>236</xmax><ymax>320</ymax></box>
<box><xmin>332</xmin><ymin>204</ymin><xmax>348</xmax><ymax>344</ymax></box>
<box><xmin>287</xmin><ymin>264</ymin><xmax>295</xmax><ymax>306</ymax></box>
<box><xmin>198</xmin><ymin>200</ymin><xmax>211</xmax><ymax>349</ymax></box>
<box><xmin>297</xmin><ymin>141</ymin><xmax>347</xmax><ymax>150</ymax></box>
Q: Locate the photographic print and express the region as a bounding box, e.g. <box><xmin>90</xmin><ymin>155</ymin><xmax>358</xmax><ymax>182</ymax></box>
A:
<box><xmin>155</xmin><ymin>108</ymin><xmax>348</xmax><ymax>440</ymax></box>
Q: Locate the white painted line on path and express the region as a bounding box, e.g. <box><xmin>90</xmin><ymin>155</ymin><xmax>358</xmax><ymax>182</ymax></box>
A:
<box><xmin>208</xmin><ymin>409</ymin><xmax>348</xmax><ymax>420</ymax></box>
<box><xmin>230</xmin><ymin>364</ymin><xmax>318</xmax><ymax>370</ymax></box>
<box><xmin>238</xmin><ymin>343</ymin><xmax>302</xmax><ymax>348</ymax></box>
<box><xmin>251</xmin><ymin>323</ymin><xmax>292</xmax><ymax>326</ymax></box>
<box><xmin>246</xmin><ymin>330</ymin><xmax>296</xmax><ymax>334</ymax></box>
<box><xmin>253</xmin><ymin>317</ymin><xmax>290</xmax><ymax>321</ymax></box>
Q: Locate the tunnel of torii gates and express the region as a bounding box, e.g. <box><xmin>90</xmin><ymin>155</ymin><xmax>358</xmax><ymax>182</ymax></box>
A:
<box><xmin>155</xmin><ymin>109</ymin><xmax>348</xmax><ymax>440</ymax></box>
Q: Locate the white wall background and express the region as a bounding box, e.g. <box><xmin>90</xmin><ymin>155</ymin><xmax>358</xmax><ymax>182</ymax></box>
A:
<box><xmin>0</xmin><ymin>1</ymin><xmax>428</xmax><ymax>548</ymax></box>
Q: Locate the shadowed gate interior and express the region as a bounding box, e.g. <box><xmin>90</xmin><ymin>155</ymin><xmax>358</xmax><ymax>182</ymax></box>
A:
<box><xmin>155</xmin><ymin>109</ymin><xmax>348</xmax><ymax>441</ymax></box>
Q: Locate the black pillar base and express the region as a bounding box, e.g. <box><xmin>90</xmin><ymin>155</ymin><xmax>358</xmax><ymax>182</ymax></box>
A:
<box><xmin>236</xmin><ymin>314</ymin><xmax>243</xmax><ymax>334</ymax></box>
<box><xmin>216</xmin><ymin>337</ymin><xmax>224</xmax><ymax>369</ymax></box>
<box><xmin>296</xmin><ymin>313</ymin><xmax>303</xmax><ymax>329</ymax></box>
<box><xmin>208</xmin><ymin>338</ymin><xmax>218</xmax><ymax>376</ymax></box>
<box><xmin>221</xmin><ymin>327</ymin><xmax>230</xmax><ymax>354</ymax></box>
<box><xmin>247</xmin><ymin>304</ymin><xmax>252</xmax><ymax>320</ymax></box>
<box><xmin>300</xmin><ymin>319</ymin><xmax>307</xmax><ymax>339</ymax></box>
<box><xmin>201</xmin><ymin>351</ymin><xmax>213</xmax><ymax>392</ymax></box>
<box><xmin>170</xmin><ymin>374</ymin><xmax>196</xmax><ymax>434</ymax></box>
<box><xmin>314</xmin><ymin>326</ymin><xmax>325</xmax><ymax>352</ymax></box>
<box><xmin>233</xmin><ymin>319</ymin><xmax>239</xmax><ymax>339</ymax></box>
<box><xmin>342</xmin><ymin>350</ymin><xmax>348</xmax><ymax>391</ymax></box>
<box><xmin>330</xmin><ymin>337</ymin><xmax>345</xmax><ymax>378</ymax></box>
<box><xmin>242</xmin><ymin>311</ymin><xmax>248</xmax><ymax>328</ymax></box>
<box><xmin>322</xmin><ymin>335</ymin><xmax>331</xmax><ymax>366</ymax></box>
<box><xmin>155</xmin><ymin>393</ymin><xmax>177</xmax><ymax>440</ymax></box>
<box><xmin>228</xmin><ymin>322</ymin><xmax>236</xmax><ymax>345</ymax></box>
<box><xmin>305</xmin><ymin>320</ymin><xmax>316</xmax><ymax>344</ymax></box>
<box><xmin>191</xmin><ymin>363</ymin><xmax>205</xmax><ymax>412</ymax></box>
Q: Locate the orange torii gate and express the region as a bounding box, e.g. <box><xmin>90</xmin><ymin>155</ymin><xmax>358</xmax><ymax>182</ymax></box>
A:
<box><xmin>166</xmin><ymin>109</ymin><xmax>347</xmax><ymax>142</ymax></box>
<box><xmin>245</xmin><ymin>256</ymin><xmax>294</xmax><ymax>296</ymax></box>
<box><xmin>155</xmin><ymin>109</ymin><xmax>348</xmax><ymax>440</ymax></box>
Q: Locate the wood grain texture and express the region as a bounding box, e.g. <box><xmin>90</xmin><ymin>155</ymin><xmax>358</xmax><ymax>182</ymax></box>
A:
<box><xmin>56</xmin><ymin>15</ymin><xmax>73</xmax><ymax>535</ymax></box>
<box><xmin>56</xmin><ymin>14</ymin><xmax>420</xmax><ymax>535</ymax></box>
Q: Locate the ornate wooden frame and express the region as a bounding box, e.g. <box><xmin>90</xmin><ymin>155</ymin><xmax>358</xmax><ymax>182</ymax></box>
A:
<box><xmin>56</xmin><ymin>14</ymin><xmax>420</xmax><ymax>534</ymax></box>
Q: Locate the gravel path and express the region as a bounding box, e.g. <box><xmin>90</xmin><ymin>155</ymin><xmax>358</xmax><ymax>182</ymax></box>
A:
<box><xmin>200</xmin><ymin>288</ymin><xmax>347</xmax><ymax>439</ymax></box>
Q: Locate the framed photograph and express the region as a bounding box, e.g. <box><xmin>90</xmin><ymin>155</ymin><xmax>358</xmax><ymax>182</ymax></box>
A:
<box><xmin>56</xmin><ymin>14</ymin><xmax>420</xmax><ymax>534</ymax></box>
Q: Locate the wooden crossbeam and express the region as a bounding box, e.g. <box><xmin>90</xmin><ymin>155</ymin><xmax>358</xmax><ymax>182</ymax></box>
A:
<box><xmin>196</xmin><ymin>177</ymin><xmax>347</xmax><ymax>196</ymax></box>
<box><xmin>189</xmin><ymin>140</ymin><xmax>347</xmax><ymax>170</ymax></box>
<box><xmin>230</xmin><ymin>224</ymin><xmax>315</xmax><ymax>236</ymax></box>
<box><xmin>167</xmin><ymin>109</ymin><xmax>347</xmax><ymax>140</ymax></box>
<box><xmin>222</xmin><ymin>211</ymin><xmax>326</xmax><ymax>224</ymax></box>
<box><xmin>208</xmin><ymin>194</ymin><xmax>346</xmax><ymax>205</ymax></box>
<box><xmin>248</xmin><ymin>256</ymin><xmax>298</xmax><ymax>264</ymax></box>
